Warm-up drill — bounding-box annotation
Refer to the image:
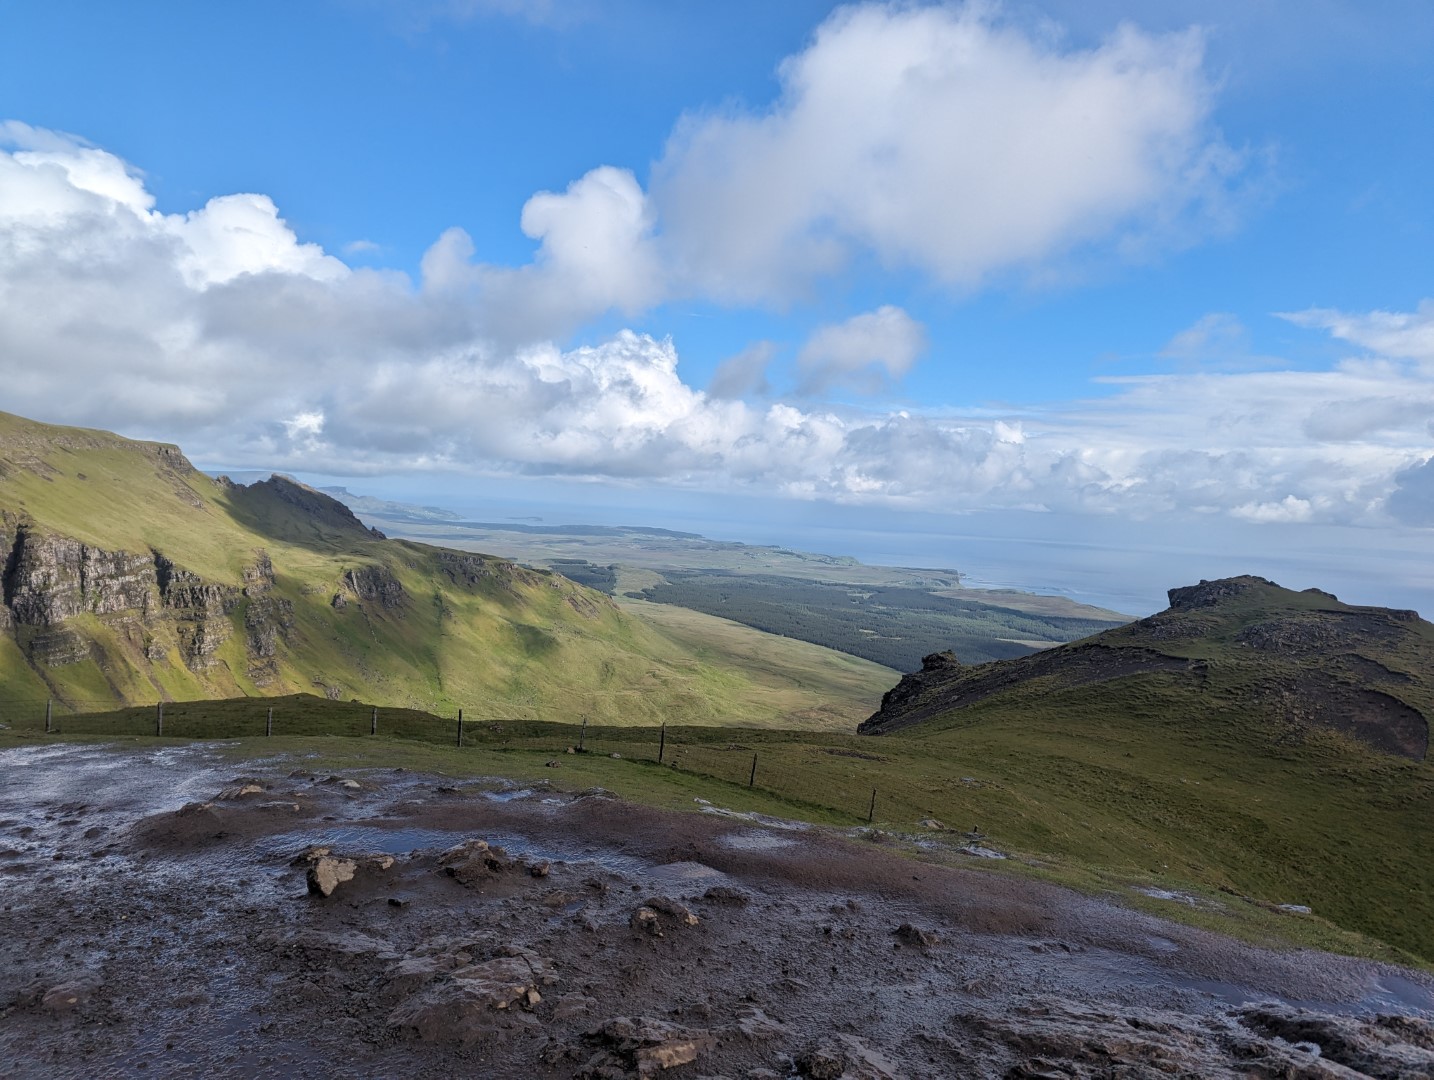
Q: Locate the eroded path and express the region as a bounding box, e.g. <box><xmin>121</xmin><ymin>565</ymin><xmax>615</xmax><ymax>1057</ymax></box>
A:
<box><xmin>1</xmin><ymin>743</ymin><xmax>1432</xmax><ymax>1078</ymax></box>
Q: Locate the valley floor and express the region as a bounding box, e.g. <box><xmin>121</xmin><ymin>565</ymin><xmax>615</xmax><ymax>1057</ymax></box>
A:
<box><xmin>2</xmin><ymin>742</ymin><xmax>1432</xmax><ymax>1078</ymax></box>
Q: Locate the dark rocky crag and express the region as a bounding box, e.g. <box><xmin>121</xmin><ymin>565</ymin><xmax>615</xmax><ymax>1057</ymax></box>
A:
<box><xmin>861</xmin><ymin>575</ymin><xmax>1433</xmax><ymax>761</ymax></box>
<box><xmin>0</xmin><ymin>523</ymin><xmax>286</xmax><ymax>675</ymax></box>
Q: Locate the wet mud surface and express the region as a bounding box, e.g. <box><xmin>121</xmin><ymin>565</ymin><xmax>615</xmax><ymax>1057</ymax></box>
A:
<box><xmin>2</xmin><ymin>743</ymin><xmax>1432</xmax><ymax>1078</ymax></box>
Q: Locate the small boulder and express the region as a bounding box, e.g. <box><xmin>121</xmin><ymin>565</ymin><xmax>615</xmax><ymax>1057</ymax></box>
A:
<box><xmin>217</xmin><ymin>783</ymin><xmax>265</xmax><ymax>800</ymax></box>
<box><xmin>702</xmin><ymin>885</ymin><xmax>750</xmax><ymax>907</ymax></box>
<box><xmin>800</xmin><ymin>1034</ymin><xmax>901</xmax><ymax>1080</ymax></box>
<box><xmin>388</xmin><ymin>949</ymin><xmax>558</xmax><ymax>1045</ymax></box>
<box><xmin>308</xmin><ymin>856</ymin><xmax>358</xmax><ymax>897</ymax></box>
<box><xmin>893</xmin><ymin>923</ymin><xmax>940</xmax><ymax>949</ymax></box>
<box><xmin>645</xmin><ymin>896</ymin><xmax>699</xmax><ymax>926</ymax></box>
<box><xmin>301</xmin><ymin>850</ymin><xmax>394</xmax><ymax>897</ymax></box>
<box><xmin>584</xmin><ymin>1016</ymin><xmax>715</xmax><ymax>1077</ymax></box>
<box><xmin>40</xmin><ymin>980</ymin><xmax>93</xmax><ymax>1012</ymax></box>
<box><xmin>440</xmin><ymin>839</ymin><xmax>512</xmax><ymax>885</ymax></box>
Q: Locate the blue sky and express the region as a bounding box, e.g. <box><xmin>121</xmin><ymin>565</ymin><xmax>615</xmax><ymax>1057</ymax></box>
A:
<box><xmin>1</xmin><ymin>1</ymin><xmax>1432</xmax><ymax>612</ymax></box>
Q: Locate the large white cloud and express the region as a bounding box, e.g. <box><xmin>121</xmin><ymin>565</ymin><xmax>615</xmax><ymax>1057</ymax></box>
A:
<box><xmin>1</xmin><ymin>122</ymin><xmax>1431</xmax><ymax>529</ymax></box>
<box><xmin>388</xmin><ymin>3</ymin><xmax>1250</xmax><ymax>330</ymax></box>
<box><xmin>650</xmin><ymin>4</ymin><xmax>1243</xmax><ymax>302</ymax></box>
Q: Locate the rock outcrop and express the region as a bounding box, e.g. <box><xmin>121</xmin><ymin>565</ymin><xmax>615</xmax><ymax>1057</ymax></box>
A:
<box><xmin>6</xmin><ymin>527</ymin><xmax>159</xmax><ymax>625</ymax></box>
<box><xmin>861</xmin><ymin>575</ymin><xmax>1432</xmax><ymax>760</ymax></box>
<box><xmin>340</xmin><ymin>565</ymin><xmax>407</xmax><ymax>609</ymax></box>
<box><xmin>0</xmin><ymin>526</ymin><xmax>298</xmax><ymax>676</ymax></box>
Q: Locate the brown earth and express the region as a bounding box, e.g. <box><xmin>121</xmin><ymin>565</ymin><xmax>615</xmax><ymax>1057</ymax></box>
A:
<box><xmin>1</xmin><ymin>743</ymin><xmax>1432</xmax><ymax>1079</ymax></box>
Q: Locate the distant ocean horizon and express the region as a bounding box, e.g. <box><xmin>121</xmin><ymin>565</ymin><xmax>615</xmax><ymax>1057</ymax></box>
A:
<box><xmin>247</xmin><ymin>468</ymin><xmax>1434</xmax><ymax>623</ymax></box>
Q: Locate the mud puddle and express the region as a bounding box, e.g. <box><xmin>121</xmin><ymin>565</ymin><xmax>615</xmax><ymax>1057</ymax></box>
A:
<box><xmin>2</xmin><ymin>742</ymin><xmax>1431</xmax><ymax>1079</ymax></box>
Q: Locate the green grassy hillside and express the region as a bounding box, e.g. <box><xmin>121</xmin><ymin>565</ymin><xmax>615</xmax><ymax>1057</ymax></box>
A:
<box><xmin>0</xmin><ymin>411</ymin><xmax>886</xmax><ymax>727</ymax></box>
<box><xmin>849</xmin><ymin>575</ymin><xmax>1434</xmax><ymax>962</ymax></box>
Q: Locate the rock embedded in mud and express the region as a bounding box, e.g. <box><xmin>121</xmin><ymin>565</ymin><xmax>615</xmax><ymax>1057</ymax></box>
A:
<box><xmin>40</xmin><ymin>980</ymin><xmax>93</xmax><ymax>1012</ymax></box>
<box><xmin>1236</xmin><ymin>1004</ymin><xmax>1434</xmax><ymax>1076</ymax></box>
<box><xmin>301</xmin><ymin>850</ymin><xmax>395</xmax><ymax>897</ymax></box>
<box><xmin>631</xmin><ymin>907</ymin><xmax>663</xmax><ymax>937</ymax></box>
<box><xmin>553</xmin><ymin>993</ymin><xmax>599</xmax><ymax>1020</ymax></box>
<box><xmin>799</xmin><ymin>1034</ymin><xmax>900</xmax><ymax>1080</ymax></box>
<box><xmin>630</xmin><ymin>897</ymin><xmax>700</xmax><ymax>938</ymax></box>
<box><xmin>893</xmin><ymin>923</ymin><xmax>940</xmax><ymax>949</ymax></box>
<box><xmin>583</xmin><ymin>1016</ymin><xmax>715</xmax><ymax>1077</ymax></box>
<box><xmin>702</xmin><ymin>885</ymin><xmax>750</xmax><ymax>907</ymax></box>
<box><xmin>735</xmin><ymin>1005</ymin><xmax>791</xmax><ymax>1042</ymax></box>
<box><xmin>952</xmin><ymin>997</ymin><xmax>1434</xmax><ymax>1079</ymax></box>
<box><xmin>307</xmin><ymin>856</ymin><xmax>358</xmax><ymax>897</ymax></box>
<box><xmin>388</xmin><ymin>949</ymin><xmax>557</xmax><ymax>1045</ymax></box>
<box><xmin>217</xmin><ymin>782</ymin><xmax>265</xmax><ymax>800</ymax></box>
<box><xmin>439</xmin><ymin>838</ymin><xmax>518</xmax><ymax>884</ymax></box>
<box><xmin>645</xmin><ymin>896</ymin><xmax>700</xmax><ymax>926</ymax></box>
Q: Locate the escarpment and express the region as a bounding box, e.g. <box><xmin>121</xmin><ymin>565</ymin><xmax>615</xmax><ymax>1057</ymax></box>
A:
<box><xmin>0</xmin><ymin>524</ymin><xmax>287</xmax><ymax>674</ymax></box>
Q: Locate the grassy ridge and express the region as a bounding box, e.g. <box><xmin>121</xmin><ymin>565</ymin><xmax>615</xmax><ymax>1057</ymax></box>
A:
<box><xmin>0</xmin><ymin>412</ymin><xmax>890</xmax><ymax>729</ymax></box>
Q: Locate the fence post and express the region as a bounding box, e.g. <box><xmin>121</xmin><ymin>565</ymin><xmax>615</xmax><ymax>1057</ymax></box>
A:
<box><xmin>371</xmin><ymin>706</ymin><xmax>377</xmax><ymax>736</ymax></box>
<box><xmin>45</xmin><ymin>698</ymin><xmax>52</xmax><ymax>734</ymax></box>
<box><xmin>749</xmin><ymin>753</ymin><xmax>757</xmax><ymax>788</ymax></box>
<box><xmin>658</xmin><ymin>722</ymin><xmax>666</xmax><ymax>764</ymax></box>
<box><xmin>867</xmin><ymin>788</ymin><xmax>877</xmax><ymax>824</ymax></box>
<box><xmin>266</xmin><ymin>705</ymin><xmax>273</xmax><ymax>737</ymax></box>
<box><xmin>579</xmin><ymin>715</ymin><xmax>587</xmax><ymax>753</ymax></box>
<box><xmin>456</xmin><ymin>709</ymin><xmax>463</xmax><ymax>748</ymax></box>
<box><xmin>156</xmin><ymin>701</ymin><xmax>163</xmax><ymax>737</ymax></box>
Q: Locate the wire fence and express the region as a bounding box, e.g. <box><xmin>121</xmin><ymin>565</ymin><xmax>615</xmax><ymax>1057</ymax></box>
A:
<box><xmin>0</xmin><ymin>696</ymin><xmax>917</xmax><ymax>825</ymax></box>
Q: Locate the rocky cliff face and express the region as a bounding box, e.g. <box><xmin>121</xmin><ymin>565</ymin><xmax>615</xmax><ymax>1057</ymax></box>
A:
<box><xmin>339</xmin><ymin>565</ymin><xmax>407</xmax><ymax>609</ymax></box>
<box><xmin>0</xmin><ymin>523</ymin><xmax>303</xmax><ymax>678</ymax></box>
<box><xmin>6</xmin><ymin>528</ymin><xmax>159</xmax><ymax>625</ymax></box>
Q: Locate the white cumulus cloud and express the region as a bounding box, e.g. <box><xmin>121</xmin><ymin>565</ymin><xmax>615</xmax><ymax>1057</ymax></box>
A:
<box><xmin>2</xmin><ymin>123</ymin><xmax>1432</xmax><ymax>531</ymax></box>
<box><xmin>650</xmin><ymin>3</ymin><xmax>1245</xmax><ymax>302</ymax></box>
<box><xmin>796</xmin><ymin>306</ymin><xmax>927</xmax><ymax>395</ymax></box>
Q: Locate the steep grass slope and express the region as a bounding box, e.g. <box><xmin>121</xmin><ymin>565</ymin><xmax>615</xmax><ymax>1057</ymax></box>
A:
<box><xmin>856</xmin><ymin>575</ymin><xmax>1434</xmax><ymax>962</ymax></box>
<box><xmin>0</xmin><ymin>411</ymin><xmax>882</xmax><ymax>726</ymax></box>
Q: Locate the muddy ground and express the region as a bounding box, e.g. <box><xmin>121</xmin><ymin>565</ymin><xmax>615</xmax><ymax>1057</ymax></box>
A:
<box><xmin>1</xmin><ymin>743</ymin><xmax>1432</xmax><ymax>1079</ymax></box>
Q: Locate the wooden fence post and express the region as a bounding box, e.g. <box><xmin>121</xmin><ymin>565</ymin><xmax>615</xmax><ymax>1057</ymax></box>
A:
<box><xmin>371</xmin><ymin>706</ymin><xmax>377</xmax><ymax>736</ymax></box>
<box><xmin>867</xmin><ymin>788</ymin><xmax>877</xmax><ymax>824</ymax></box>
<box><xmin>156</xmin><ymin>701</ymin><xmax>163</xmax><ymax>737</ymax></box>
<box><xmin>45</xmin><ymin>698</ymin><xmax>52</xmax><ymax>734</ymax></box>
<box><xmin>749</xmin><ymin>753</ymin><xmax>757</xmax><ymax>788</ymax></box>
<box><xmin>579</xmin><ymin>715</ymin><xmax>587</xmax><ymax>753</ymax></box>
<box><xmin>658</xmin><ymin>723</ymin><xmax>666</xmax><ymax>764</ymax></box>
<box><xmin>456</xmin><ymin>709</ymin><xmax>463</xmax><ymax>748</ymax></box>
